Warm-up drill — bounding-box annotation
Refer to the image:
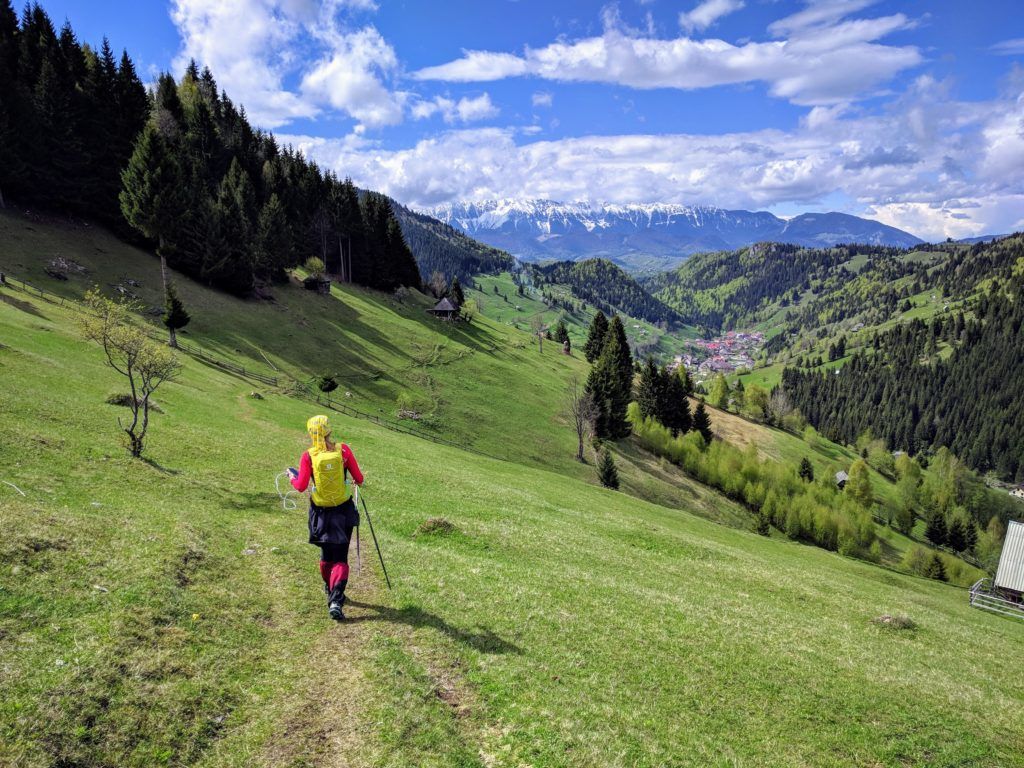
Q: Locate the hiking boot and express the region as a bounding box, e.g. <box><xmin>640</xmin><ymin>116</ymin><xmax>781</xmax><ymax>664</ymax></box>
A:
<box><xmin>328</xmin><ymin>602</ymin><xmax>344</xmax><ymax>621</ymax></box>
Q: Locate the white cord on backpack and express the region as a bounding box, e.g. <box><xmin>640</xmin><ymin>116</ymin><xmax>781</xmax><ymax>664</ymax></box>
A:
<box><xmin>275</xmin><ymin>471</ymin><xmax>299</xmax><ymax>511</ymax></box>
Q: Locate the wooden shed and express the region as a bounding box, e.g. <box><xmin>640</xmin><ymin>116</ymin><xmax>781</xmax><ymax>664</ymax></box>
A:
<box><xmin>995</xmin><ymin>520</ymin><xmax>1024</xmax><ymax>598</ymax></box>
<box><xmin>427</xmin><ymin>297</ymin><xmax>460</xmax><ymax>321</ymax></box>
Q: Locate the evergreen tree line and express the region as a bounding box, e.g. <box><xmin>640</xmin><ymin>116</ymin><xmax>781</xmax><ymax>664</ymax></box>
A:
<box><xmin>0</xmin><ymin>2</ymin><xmax>147</xmax><ymax>227</ymax></box>
<box><xmin>581</xmin><ymin>310</ymin><xmax>710</xmax><ymax>443</ymax></box>
<box><xmin>119</xmin><ymin>65</ymin><xmax>420</xmax><ymax>296</ymax></box>
<box><xmin>782</xmin><ymin>273</ymin><xmax>1024</xmax><ymax>482</ymax></box>
<box><xmin>1</xmin><ymin>3</ymin><xmax>421</xmax><ymax>296</ymax></box>
<box><xmin>634</xmin><ymin>357</ymin><xmax>693</xmax><ymax>437</ymax></box>
<box><xmin>536</xmin><ymin>258</ymin><xmax>681</xmax><ymax>325</ymax></box>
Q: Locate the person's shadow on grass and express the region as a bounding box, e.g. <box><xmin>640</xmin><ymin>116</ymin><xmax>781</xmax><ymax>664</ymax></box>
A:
<box><xmin>345</xmin><ymin>599</ymin><xmax>522</xmax><ymax>655</ymax></box>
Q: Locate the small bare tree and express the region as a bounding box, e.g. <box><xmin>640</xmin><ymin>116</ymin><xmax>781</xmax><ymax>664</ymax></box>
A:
<box><xmin>565</xmin><ymin>375</ymin><xmax>598</xmax><ymax>462</ymax></box>
<box><xmin>767</xmin><ymin>387</ymin><xmax>794</xmax><ymax>426</ymax></box>
<box><xmin>428</xmin><ymin>270</ymin><xmax>447</xmax><ymax>299</ymax></box>
<box><xmin>530</xmin><ymin>315</ymin><xmax>545</xmax><ymax>353</ymax></box>
<box><xmin>80</xmin><ymin>289</ymin><xmax>182</xmax><ymax>457</ymax></box>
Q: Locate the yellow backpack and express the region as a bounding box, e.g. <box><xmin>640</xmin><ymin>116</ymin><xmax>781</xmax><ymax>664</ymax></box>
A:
<box><xmin>310</xmin><ymin>444</ymin><xmax>351</xmax><ymax>507</ymax></box>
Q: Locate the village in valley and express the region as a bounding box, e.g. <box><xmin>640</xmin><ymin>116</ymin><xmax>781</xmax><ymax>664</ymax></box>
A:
<box><xmin>673</xmin><ymin>330</ymin><xmax>765</xmax><ymax>388</ymax></box>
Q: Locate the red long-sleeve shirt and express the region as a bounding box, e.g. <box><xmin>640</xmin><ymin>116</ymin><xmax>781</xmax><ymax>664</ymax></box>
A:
<box><xmin>290</xmin><ymin>444</ymin><xmax>363</xmax><ymax>492</ymax></box>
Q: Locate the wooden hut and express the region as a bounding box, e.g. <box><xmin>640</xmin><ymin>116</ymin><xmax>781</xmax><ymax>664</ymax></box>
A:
<box><xmin>427</xmin><ymin>297</ymin><xmax>460</xmax><ymax>321</ymax></box>
<box><xmin>303</xmin><ymin>275</ymin><xmax>332</xmax><ymax>294</ymax></box>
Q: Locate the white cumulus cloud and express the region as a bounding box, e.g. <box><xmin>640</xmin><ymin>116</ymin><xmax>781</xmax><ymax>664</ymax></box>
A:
<box><xmin>280</xmin><ymin>80</ymin><xmax>1024</xmax><ymax>241</ymax></box>
<box><xmin>679</xmin><ymin>0</ymin><xmax>745</xmax><ymax>35</ymax></box>
<box><xmin>170</xmin><ymin>0</ymin><xmax>406</xmax><ymax>129</ymax></box>
<box><xmin>412</xmin><ymin>5</ymin><xmax>921</xmax><ymax>106</ymax></box>
<box><xmin>411</xmin><ymin>93</ymin><xmax>499</xmax><ymax>124</ymax></box>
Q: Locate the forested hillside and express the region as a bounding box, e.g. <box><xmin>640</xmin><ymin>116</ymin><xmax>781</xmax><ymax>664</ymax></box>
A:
<box><xmin>535</xmin><ymin>258</ymin><xmax>681</xmax><ymax>324</ymax></box>
<box><xmin>390</xmin><ymin>199</ymin><xmax>515</xmax><ymax>283</ymax></box>
<box><xmin>647</xmin><ymin>237</ymin><xmax>1022</xmax><ymax>337</ymax></box>
<box><xmin>782</xmin><ymin>266</ymin><xmax>1024</xmax><ymax>481</ymax></box>
<box><xmin>0</xmin><ymin>3</ymin><xmax>510</xmax><ymax>296</ymax></box>
<box><xmin>0</xmin><ymin>3</ymin><xmax>147</xmax><ymax>228</ymax></box>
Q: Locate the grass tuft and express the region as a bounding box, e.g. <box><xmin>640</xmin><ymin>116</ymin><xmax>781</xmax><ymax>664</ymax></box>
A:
<box><xmin>415</xmin><ymin>517</ymin><xmax>458</xmax><ymax>537</ymax></box>
<box><xmin>872</xmin><ymin>614</ymin><xmax>917</xmax><ymax>631</ymax></box>
<box><xmin>105</xmin><ymin>392</ymin><xmax>164</xmax><ymax>413</ymax></box>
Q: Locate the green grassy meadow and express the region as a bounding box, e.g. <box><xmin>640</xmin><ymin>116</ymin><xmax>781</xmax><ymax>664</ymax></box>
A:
<box><xmin>2</xmin><ymin>214</ymin><xmax>1023</xmax><ymax>766</ymax></box>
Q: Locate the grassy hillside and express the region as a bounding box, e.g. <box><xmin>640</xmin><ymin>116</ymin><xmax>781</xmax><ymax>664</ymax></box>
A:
<box><xmin>468</xmin><ymin>271</ymin><xmax>697</xmax><ymax>361</ymax></box>
<box><xmin>3</xmin><ymin>278</ymin><xmax>1024</xmax><ymax>767</ymax></box>
<box><xmin>0</xmin><ymin>209</ymin><xmax>738</xmax><ymax>525</ymax></box>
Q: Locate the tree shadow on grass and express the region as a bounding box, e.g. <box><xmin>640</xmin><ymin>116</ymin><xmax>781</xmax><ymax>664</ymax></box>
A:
<box><xmin>139</xmin><ymin>456</ymin><xmax>181</xmax><ymax>475</ymax></box>
<box><xmin>345</xmin><ymin>599</ymin><xmax>522</xmax><ymax>655</ymax></box>
<box><xmin>217</xmin><ymin>489</ymin><xmax>287</xmax><ymax>513</ymax></box>
<box><xmin>0</xmin><ymin>291</ymin><xmax>49</xmax><ymax>319</ymax></box>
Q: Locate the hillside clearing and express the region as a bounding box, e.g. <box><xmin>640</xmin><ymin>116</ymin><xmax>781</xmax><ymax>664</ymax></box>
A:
<box><xmin>2</xmin><ymin>264</ymin><xmax>1023</xmax><ymax>767</ymax></box>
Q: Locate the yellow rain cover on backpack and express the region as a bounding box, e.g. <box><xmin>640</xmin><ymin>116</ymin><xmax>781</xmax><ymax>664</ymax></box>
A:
<box><xmin>307</xmin><ymin>415</ymin><xmax>350</xmax><ymax>507</ymax></box>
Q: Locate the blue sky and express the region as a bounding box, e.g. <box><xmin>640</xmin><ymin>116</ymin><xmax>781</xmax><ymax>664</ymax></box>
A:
<box><xmin>40</xmin><ymin>0</ymin><xmax>1024</xmax><ymax>239</ymax></box>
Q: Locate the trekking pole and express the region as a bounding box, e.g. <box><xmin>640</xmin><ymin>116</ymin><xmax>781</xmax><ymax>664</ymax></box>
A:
<box><xmin>355</xmin><ymin>486</ymin><xmax>392</xmax><ymax>589</ymax></box>
<box><xmin>356</xmin><ymin>517</ymin><xmax>362</xmax><ymax>574</ymax></box>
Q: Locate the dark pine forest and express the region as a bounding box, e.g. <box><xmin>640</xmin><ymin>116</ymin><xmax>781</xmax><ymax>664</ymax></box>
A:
<box><xmin>0</xmin><ymin>2</ymin><xmax>421</xmax><ymax>296</ymax></box>
<box><xmin>783</xmin><ymin>246</ymin><xmax>1024</xmax><ymax>482</ymax></box>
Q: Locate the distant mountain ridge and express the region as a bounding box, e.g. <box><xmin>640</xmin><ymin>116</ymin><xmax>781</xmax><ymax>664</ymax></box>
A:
<box><xmin>423</xmin><ymin>199</ymin><xmax>924</xmax><ymax>272</ymax></box>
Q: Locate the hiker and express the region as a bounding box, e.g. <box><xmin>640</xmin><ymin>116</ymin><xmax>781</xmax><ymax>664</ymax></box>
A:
<box><xmin>288</xmin><ymin>415</ymin><xmax>364</xmax><ymax>621</ymax></box>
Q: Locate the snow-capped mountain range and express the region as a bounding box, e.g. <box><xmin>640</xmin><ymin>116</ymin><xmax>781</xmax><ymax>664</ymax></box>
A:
<box><xmin>422</xmin><ymin>199</ymin><xmax>924</xmax><ymax>272</ymax></box>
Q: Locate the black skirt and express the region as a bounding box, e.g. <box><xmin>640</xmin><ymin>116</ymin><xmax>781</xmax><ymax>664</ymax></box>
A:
<box><xmin>308</xmin><ymin>498</ymin><xmax>360</xmax><ymax>545</ymax></box>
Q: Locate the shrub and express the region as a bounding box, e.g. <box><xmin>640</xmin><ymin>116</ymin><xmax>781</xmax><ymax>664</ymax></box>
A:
<box><xmin>303</xmin><ymin>257</ymin><xmax>326</xmax><ymax>277</ymax></box>
<box><xmin>901</xmin><ymin>545</ymin><xmax>929</xmax><ymax>575</ymax></box>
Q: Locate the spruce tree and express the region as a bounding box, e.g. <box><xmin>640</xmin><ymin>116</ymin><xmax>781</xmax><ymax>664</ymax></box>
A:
<box><xmin>254</xmin><ymin>193</ymin><xmax>291</xmax><ymax>282</ymax></box>
<box><xmin>677</xmin><ymin>365</ymin><xmax>694</xmax><ymax>396</ymax></box>
<box><xmin>584</xmin><ymin>359</ymin><xmax>612</xmax><ymax>439</ymax></box>
<box><xmin>449</xmin><ymin>275</ymin><xmax>465</xmax><ymax>307</ymax></box>
<box><xmin>553</xmin><ymin>318</ymin><xmax>570</xmax><ymax>345</ymax></box>
<box><xmin>162</xmin><ymin>283</ymin><xmax>190</xmax><ymax>348</ymax></box>
<box><xmin>662</xmin><ymin>368</ymin><xmax>691</xmax><ymax>437</ymax></box>
<box><xmin>946</xmin><ymin>517</ymin><xmax>967</xmax><ymax>552</ymax></box>
<box><xmin>964</xmin><ymin>521</ymin><xmax>978</xmax><ymax>553</ymax></box>
<box><xmin>799</xmin><ymin>457</ymin><xmax>814</xmax><ymax>482</ymax></box>
<box><xmin>120</xmin><ymin>122</ymin><xmax>184</xmax><ymax>298</ymax></box>
<box><xmin>925</xmin><ymin>512</ymin><xmax>948</xmax><ymax>547</ymax></box>
<box><xmin>205</xmin><ymin>158</ymin><xmax>256</xmax><ymax>294</ymax></box>
<box><xmin>693</xmin><ymin>401</ymin><xmax>713</xmax><ymax>443</ymax></box>
<box><xmin>583</xmin><ymin>311</ymin><xmax>609</xmax><ymax>363</ymax></box>
<box><xmin>603</xmin><ymin>316</ymin><xmax>634</xmax><ymax>438</ymax></box>
<box><xmin>635</xmin><ymin>357</ymin><xmax>663</xmax><ymax>422</ymax></box>
<box><xmin>597</xmin><ymin>447</ymin><xmax>619</xmax><ymax>490</ymax></box>
<box><xmin>924</xmin><ymin>552</ymin><xmax>948</xmax><ymax>581</ymax></box>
